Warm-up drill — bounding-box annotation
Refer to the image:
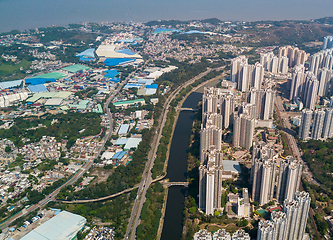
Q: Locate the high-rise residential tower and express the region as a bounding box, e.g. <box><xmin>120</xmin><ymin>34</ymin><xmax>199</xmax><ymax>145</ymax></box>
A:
<box><xmin>257</xmin><ymin>192</ymin><xmax>310</xmax><ymax>240</ymax></box>
<box><xmin>212</xmin><ymin>229</ymin><xmax>231</xmax><ymax>240</ymax></box>
<box><xmin>283</xmin><ymin>192</ymin><xmax>311</xmax><ymax>240</ymax></box>
<box><xmin>247</xmin><ymin>88</ymin><xmax>275</xmax><ymax>120</ymax></box>
<box><xmin>231</xmin><ymin>55</ymin><xmax>248</xmax><ymax>83</ymax></box>
<box><xmin>311</xmin><ymin>109</ymin><xmax>326</xmax><ymax>140</ymax></box>
<box><xmin>299</xmin><ymin>109</ymin><xmax>313</xmax><ymax>140</ymax></box>
<box><xmin>233</xmin><ymin>113</ymin><xmax>255</xmax><ymax>149</ymax></box>
<box><xmin>323</xmin><ymin>35</ymin><xmax>333</xmax><ymax>50</ymax></box>
<box><xmin>257</xmin><ymin>220</ymin><xmax>275</xmax><ymax>240</ymax></box>
<box><xmin>302</xmin><ymin>72</ymin><xmax>319</xmax><ymax>110</ymax></box>
<box><xmin>251</xmin><ymin>142</ymin><xmax>277</xmax><ymax>205</ymax></box>
<box><xmin>270</xmin><ymin>211</ymin><xmax>287</xmax><ymax>240</ymax></box>
<box><xmin>293</xmin><ymin>192</ymin><xmax>311</xmax><ymax>240</ymax></box>
<box><xmin>199</xmin><ymin>148</ymin><xmax>224</xmax><ymax>215</ymax></box>
<box><xmin>322</xmin><ymin>108</ymin><xmax>333</xmax><ymax>139</ymax></box>
<box><xmin>203</xmin><ymin>94</ymin><xmax>218</xmax><ymax>114</ymax></box>
<box><xmin>220</xmin><ymin>93</ymin><xmax>233</xmax><ymax>129</ymax></box>
<box><xmin>278</xmin><ymin>46</ymin><xmax>307</xmax><ymax>67</ymax></box>
<box><xmin>231</xmin><ymin>230</ymin><xmax>250</xmax><ymax>240</ymax></box>
<box><xmin>200</xmin><ymin>125</ymin><xmax>222</xmax><ymax>161</ymax></box>
<box><xmin>276</xmin><ymin>156</ymin><xmax>303</xmax><ymax>203</ymax></box>
<box><xmin>289</xmin><ymin>65</ymin><xmax>305</xmax><ymax>101</ymax></box>
<box><xmin>194</xmin><ymin>229</ymin><xmax>213</xmax><ymax>240</ymax></box>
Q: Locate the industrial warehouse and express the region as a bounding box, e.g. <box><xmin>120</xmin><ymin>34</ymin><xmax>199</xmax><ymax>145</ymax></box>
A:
<box><xmin>21</xmin><ymin>211</ymin><xmax>86</xmax><ymax>240</ymax></box>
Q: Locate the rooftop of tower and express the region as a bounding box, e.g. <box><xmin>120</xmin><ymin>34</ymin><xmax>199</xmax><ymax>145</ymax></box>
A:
<box><xmin>295</xmin><ymin>191</ymin><xmax>310</xmax><ymax>200</ymax></box>
<box><xmin>259</xmin><ymin>220</ymin><xmax>274</xmax><ymax>230</ymax></box>
<box><xmin>271</xmin><ymin>211</ymin><xmax>286</xmax><ymax>221</ymax></box>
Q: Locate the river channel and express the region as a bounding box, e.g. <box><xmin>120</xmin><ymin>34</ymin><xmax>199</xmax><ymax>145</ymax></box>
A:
<box><xmin>160</xmin><ymin>80</ymin><xmax>219</xmax><ymax>240</ymax></box>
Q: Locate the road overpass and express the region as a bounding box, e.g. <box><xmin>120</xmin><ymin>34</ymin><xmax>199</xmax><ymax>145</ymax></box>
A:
<box><xmin>164</xmin><ymin>182</ymin><xmax>189</xmax><ymax>187</ymax></box>
<box><xmin>175</xmin><ymin>107</ymin><xmax>198</xmax><ymax>112</ymax></box>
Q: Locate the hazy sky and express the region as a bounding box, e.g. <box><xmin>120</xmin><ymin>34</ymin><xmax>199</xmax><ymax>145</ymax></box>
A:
<box><xmin>0</xmin><ymin>0</ymin><xmax>333</xmax><ymax>32</ymax></box>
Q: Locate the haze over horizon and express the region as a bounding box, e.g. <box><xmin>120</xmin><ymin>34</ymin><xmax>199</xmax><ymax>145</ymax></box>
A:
<box><xmin>0</xmin><ymin>0</ymin><xmax>333</xmax><ymax>32</ymax></box>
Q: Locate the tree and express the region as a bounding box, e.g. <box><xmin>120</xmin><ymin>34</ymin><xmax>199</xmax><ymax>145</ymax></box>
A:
<box><xmin>5</xmin><ymin>146</ymin><xmax>11</xmax><ymax>153</ymax></box>
<box><xmin>237</xmin><ymin>218</ymin><xmax>248</xmax><ymax>227</ymax></box>
<box><xmin>189</xmin><ymin>207</ymin><xmax>197</xmax><ymax>214</ymax></box>
<box><xmin>221</xmin><ymin>193</ymin><xmax>227</xmax><ymax>207</ymax></box>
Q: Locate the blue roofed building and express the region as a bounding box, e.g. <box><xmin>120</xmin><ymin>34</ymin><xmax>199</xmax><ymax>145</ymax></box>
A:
<box><xmin>28</xmin><ymin>84</ymin><xmax>48</xmax><ymax>93</ymax></box>
<box><xmin>104</xmin><ymin>69</ymin><xmax>119</xmax><ymax>78</ymax></box>
<box><xmin>104</xmin><ymin>58</ymin><xmax>136</xmax><ymax>66</ymax></box>
<box><xmin>117</xmin><ymin>39</ymin><xmax>136</xmax><ymax>43</ymax></box>
<box><xmin>115</xmin><ymin>49</ymin><xmax>136</xmax><ymax>55</ymax></box>
<box><xmin>25</xmin><ymin>78</ymin><xmax>56</xmax><ymax>85</ymax></box>
<box><xmin>118</xmin><ymin>124</ymin><xmax>130</xmax><ymax>136</ymax></box>
<box><xmin>76</xmin><ymin>48</ymin><xmax>95</xmax><ymax>62</ymax></box>
<box><xmin>0</xmin><ymin>80</ymin><xmax>23</xmax><ymax>89</ymax></box>
<box><xmin>146</xmin><ymin>84</ymin><xmax>158</xmax><ymax>89</ymax></box>
<box><xmin>112</xmin><ymin>151</ymin><xmax>127</xmax><ymax>160</ymax></box>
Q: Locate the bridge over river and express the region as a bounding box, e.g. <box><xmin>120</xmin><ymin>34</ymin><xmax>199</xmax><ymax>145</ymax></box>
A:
<box><xmin>175</xmin><ymin>107</ymin><xmax>198</xmax><ymax>112</ymax></box>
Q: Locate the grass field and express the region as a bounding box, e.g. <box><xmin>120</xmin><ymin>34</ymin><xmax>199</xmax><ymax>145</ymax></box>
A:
<box><xmin>0</xmin><ymin>59</ymin><xmax>31</xmax><ymax>81</ymax></box>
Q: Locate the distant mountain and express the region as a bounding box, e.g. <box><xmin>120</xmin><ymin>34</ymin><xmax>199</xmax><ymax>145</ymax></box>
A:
<box><xmin>201</xmin><ymin>18</ymin><xmax>222</xmax><ymax>24</ymax></box>
<box><xmin>145</xmin><ymin>18</ymin><xmax>222</xmax><ymax>27</ymax></box>
<box><xmin>314</xmin><ymin>17</ymin><xmax>333</xmax><ymax>25</ymax></box>
<box><xmin>145</xmin><ymin>20</ymin><xmax>190</xmax><ymax>27</ymax></box>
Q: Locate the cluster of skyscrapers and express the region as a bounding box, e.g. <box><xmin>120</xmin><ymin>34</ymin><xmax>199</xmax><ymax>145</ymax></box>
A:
<box><xmin>251</xmin><ymin>142</ymin><xmax>302</xmax><ymax>205</ymax></box>
<box><xmin>230</xmin><ymin>55</ymin><xmax>276</xmax><ymax>149</ymax></box>
<box><xmin>199</xmin><ymin>87</ymin><xmax>233</xmax><ymax>215</ymax></box>
<box><xmin>278</xmin><ymin>46</ymin><xmax>308</xmax><ymax>68</ymax></box>
<box><xmin>233</xmin><ymin>108</ymin><xmax>255</xmax><ymax>149</ymax></box>
<box><xmin>299</xmin><ymin>108</ymin><xmax>333</xmax><ymax>140</ymax></box>
<box><xmin>233</xmin><ymin>88</ymin><xmax>275</xmax><ymax>149</ymax></box>
<box><xmin>294</xmin><ymin>36</ymin><xmax>333</xmax><ymax>141</ymax></box>
<box><xmin>257</xmin><ymin>191</ymin><xmax>310</xmax><ymax>240</ymax></box>
<box><xmin>290</xmin><ymin>69</ymin><xmax>319</xmax><ymax>110</ymax></box>
<box><xmin>308</xmin><ymin>48</ymin><xmax>333</xmax><ymax>97</ymax></box>
<box><xmin>292</xmin><ymin>36</ymin><xmax>333</xmax><ymax>107</ymax></box>
<box><xmin>246</xmin><ymin>88</ymin><xmax>275</xmax><ymax>121</ymax></box>
<box><xmin>259</xmin><ymin>46</ymin><xmax>307</xmax><ymax>75</ymax></box>
<box><xmin>290</xmin><ymin>46</ymin><xmax>333</xmax><ymax>110</ymax></box>
<box><xmin>260</xmin><ymin>52</ymin><xmax>289</xmax><ymax>75</ymax></box>
<box><xmin>230</xmin><ymin>56</ymin><xmax>264</xmax><ymax>92</ymax></box>
<box><xmin>194</xmin><ymin>42</ymin><xmax>313</xmax><ymax>238</ymax></box>
<box><xmin>194</xmin><ymin>229</ymin><xmax>250</xmax><ymax>240</ymax></box>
